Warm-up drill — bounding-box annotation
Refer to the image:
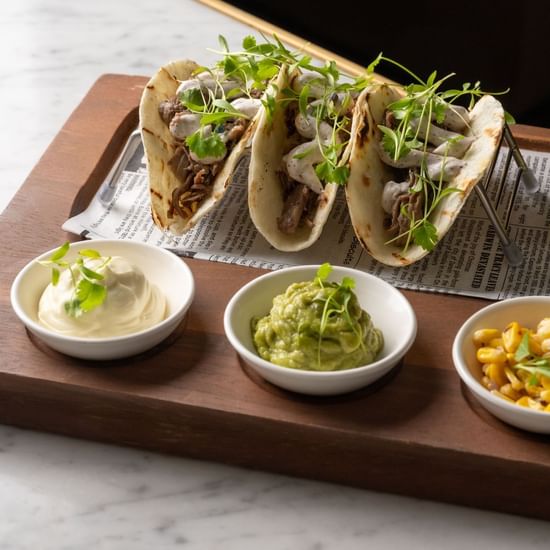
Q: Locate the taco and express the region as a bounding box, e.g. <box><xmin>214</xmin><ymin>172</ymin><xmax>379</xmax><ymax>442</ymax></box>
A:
<box><xmin>248</xmin><ymin>65</ymin><xmax>357</xmax><ymax>251</ymax></box>
<box><xmin>139</xmin><ymin>60</ymin><xmax>262</xmax><ymax>234</ymax></box>
<box><xmin>345</xmin><ymin>82</ymin><xmax>505</xmax><ymax>266</ymax></box>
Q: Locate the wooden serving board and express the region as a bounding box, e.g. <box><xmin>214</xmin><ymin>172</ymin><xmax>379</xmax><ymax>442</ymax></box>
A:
<box><xmin>1</xmin><ymin>74</ymin><xmax>550</xmax><ymax>521</ymax></box>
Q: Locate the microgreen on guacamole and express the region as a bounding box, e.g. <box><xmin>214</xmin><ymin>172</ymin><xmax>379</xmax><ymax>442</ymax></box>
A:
<box><xmin>39</xmin><ymin>242</ymin><xmax>110</xmax><ymax>317</ymax></box>
<box><xmin>314</xmin><ymin>263</ymin><xmax>365</xmax><ymax>367</ymax></box>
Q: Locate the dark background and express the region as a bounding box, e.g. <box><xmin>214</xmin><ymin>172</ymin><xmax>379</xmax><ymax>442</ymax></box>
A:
<box><xmin>225</xmin><ymin>0</ymin><xmax>550</xmax><ymax>127</ymax></box>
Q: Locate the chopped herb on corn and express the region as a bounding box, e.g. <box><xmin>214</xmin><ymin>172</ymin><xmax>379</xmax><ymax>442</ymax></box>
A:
<box><xmin>473</xmin><ymin>318</ymin><xmax>550</xmax><ymax>413</ymax></box>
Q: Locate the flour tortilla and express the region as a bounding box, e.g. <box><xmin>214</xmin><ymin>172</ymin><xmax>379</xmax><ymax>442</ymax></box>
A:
<box><xmin>345</xmin><ymin>83</ymin><xmax>505</xmax><ymax>266</ymax></box>
<box><xmin>139</xmin><ymin>60</ymin><xmax>256</xmax><ymax>234</ymax></box>
<box><xmin>248</xmin><ymin>67</ymin><xmax>340</xmax><ymax>252</ymax></box>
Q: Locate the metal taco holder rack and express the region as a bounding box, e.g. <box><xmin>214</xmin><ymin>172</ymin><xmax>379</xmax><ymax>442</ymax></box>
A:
<box><xmin>474</xmin><ymin>124</ymin><xmax>540</xmax><ymax>267</ymax></box>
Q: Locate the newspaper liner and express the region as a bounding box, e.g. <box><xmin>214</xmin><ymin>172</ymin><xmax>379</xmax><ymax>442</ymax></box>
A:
<box><xmin>63</xmin><ymin>140</ymin><xmax>550</xmax><ymax>301</ymax></box>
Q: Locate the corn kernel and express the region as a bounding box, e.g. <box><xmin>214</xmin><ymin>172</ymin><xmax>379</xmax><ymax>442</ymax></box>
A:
<box><xmin>504</xmin><ymin>367</ymin><xmax>524</xmax><ymax>391</ymax></box>
<box><xmin>528</xmin><ymin>334</ymin><xmax>543</xmax><ymax>355</ymax></box>
<box><xmin>491</xmin><ymin>390</ymin><xmax>515</xmax><ymax>403</ymax></box>
<box><xmin>473</xmin><ymin>329</ymin><xmax>501</xmax><ymax>346</ymax></box>
<box><xmin>476</xmin><ymin>347</ymin><xmax>506</xmax><ymax>364</ymax></box>
<box><xmin>486</xmin><ymin>363</ymin><xmax>508</xmax><ymax>387</ymax></box>
<box><xmin>489</xmin><ymin>338</ymin><xmax>504</xmax><ymax>350</ymax></box>
<box><xmin>502</xmin><ymin>322</ymin><xmax>522</xmax><ymax>353</ymax></box>
<box><xmin>506</xmin><ymin>352</ymin><xmax>517</xmax><ymax>366</ymax></box>
<box><xmin>516</xmin><ymin>396</ymin><xmax>531</xmax><ymax>408</ymax></box>
<box><xmin>525</xmin><ymin>383</ymin><xmax>542</xmax><ymax>398</ymax></box>
<box><xmin>500</xmin><ymin>383</ymin><xmax>521</xmax><ymax>401</ymax></box>
<box><xmin>541</xmin><ymin>339</ymin><xmax>550</xmax><ymax>354</ymax></box>
<box><xmin>541</xmin><ymin>375</ymin><xmax>550</xmax><ymax>390</ymax></box>
<box><xmin>528</xmin><ymin>398</ymin><xmax>544</xmax><ymax>411</ymax></box>
<box><xmin>536</xmin><ymin>318</ymin><xmax>550</xmax><ymax>340</ymax></box>
<box><xmin>481</xmin><ymin>376</ymin><xmax>494</xmax><ymax>390</ymax></box>
<box><xmin>540</xmin><ymin>390</ymin><xmax>550</xmax><ymax>403</ymax></box>
<box><xmin>516</xmin><ymin>369</ymin><xmax>531</xmax><ymax>383</ymax></box>
<box><xmin>545</xmin><ymin>403</ymin><xmax>550</xmax><ymax>412</ymax></box>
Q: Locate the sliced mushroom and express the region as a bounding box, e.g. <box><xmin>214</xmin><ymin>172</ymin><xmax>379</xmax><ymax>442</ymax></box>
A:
<box><xmin>381</xmin><ymin>180</ymin><xmax>411</xmax><ymax>214</ymax></box>
<box><xmin>283</xmin><ymin>141</ymin><xmax>324</xmax><ymax>194</ymax></box>
<box><xmin>291</xmin><ymin>71</ymin><xmax>327</xmax><ymax>99</ymax></box>
<box><xmin>409</xmin><ymin>117</ymin><xmax>474</xmax><ymax>158</ymax></box>
<box><xmin>294</xmin><ymin>112</ymin><xmax>334</xmax><ymax>144</ymax></box>
<box><xmin>230</xmin><ymin>97</ymin><xmax>262</xmax><ymax>118</ymax></box>
<box><xmin>169</xmin><ymin>112</ymin><xmax>202</xmax><ymax>139</ymax></box>
<box><xmin>377</xmin><ymin>141</ymin><xmax>465</xmax><ymax>182</ymax></box>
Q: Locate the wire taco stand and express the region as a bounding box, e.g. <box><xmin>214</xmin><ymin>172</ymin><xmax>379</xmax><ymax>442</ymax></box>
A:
<box><xmin>474</xmin><ymin>124</ymin><xmax>540</xmax><ymax>267</ymax></box>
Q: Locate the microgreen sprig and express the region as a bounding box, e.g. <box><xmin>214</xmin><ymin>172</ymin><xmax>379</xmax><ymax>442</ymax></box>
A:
<box><xmin>280</xmin><ymin>59</ymin><xmax>372</xmax><ymax>186</ymax></box>
<box><xmin>177</xmin><ymin>34</ymin><xmax>289</xmax><ymax>161</ymax></box>
<box><xmin>313</xmin><ymin>263</ymin><xmax>364</xmax><ymax>368</ymax></box>
<box><xmin>39</xmin><ymin>242</ymin><xmax>110</xmax><ymax>317</ymax></box>
<box><xmin>367</xmin><ymin>53</ymin><xmax>514</xmax><ymax>252</ymax></box>
<box><xmin>513</xmin><ymin>332</ymin><xmax>550</xmax><ymax>384</ymax></box>
<box><xmin>211</xmin><ymin>35</ymin><xmax>373</xmax><ymax>186</ymax></box>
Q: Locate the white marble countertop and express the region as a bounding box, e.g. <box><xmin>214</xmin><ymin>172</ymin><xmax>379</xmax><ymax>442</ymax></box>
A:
<box><xmin>1</xmin><ymin>1</ymin><xmax>549</xmax><ymax>548</ymax></box>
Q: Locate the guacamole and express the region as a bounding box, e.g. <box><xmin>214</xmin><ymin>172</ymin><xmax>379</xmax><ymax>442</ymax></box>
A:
<box><xmin>252</xmin><ymin>269</ymin><xmax>383</xmax><ymax>371</ymax></box>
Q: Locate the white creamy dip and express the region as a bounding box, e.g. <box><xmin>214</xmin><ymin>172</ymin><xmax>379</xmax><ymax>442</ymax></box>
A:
<box><xmin>38</xmin><ymin>256</ymin><xmax>166</xmax><ymax>338</ymax></box>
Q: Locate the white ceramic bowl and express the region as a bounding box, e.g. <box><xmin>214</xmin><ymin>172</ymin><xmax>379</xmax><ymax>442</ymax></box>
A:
<box><xmin>453</xmin><ymin>296</ymin><xmax>550</xmax><ymax>433</ymax></box>
<box><xmin>224</xmin><ymin>265</ymin><xmax>417</xmax><ymax>395</ymax></box>
<box><xmin>10</xmin><ymin>239</ymin><xmax>194</xmax><ymax>360</ymax></box>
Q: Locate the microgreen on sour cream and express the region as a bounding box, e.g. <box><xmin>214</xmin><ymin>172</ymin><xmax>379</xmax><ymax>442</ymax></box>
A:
<box><xmin>39</xmin><ymin>242</ymin><xmax>110</xmax><ymax>317</ymax></box>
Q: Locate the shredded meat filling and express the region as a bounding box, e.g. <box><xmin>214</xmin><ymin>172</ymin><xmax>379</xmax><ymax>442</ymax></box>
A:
<box><xmin>276</xmin><ymin>106</ymin><xmax>321</xmax><ymax>234</ymax></box>
<box><xmin>385</xmin><ymin>173</ymin><xmax>425</xmax><ymax>245</ymax></box>
<box><xmin>158</xmin><ymin>96</ymin><xmax>186</xmax><ymax>125</ymax></box>
<box><xmin>381</xmin><ymin>103</ymin><xmax>471</xmax><ymax>244</ymax></box>
<box><xmin>160</xmin><ymin>95</ymin><xmax>247</xmax><ymax>220</ymax></box>
<box><xmin>278</xmin><ymin>182</ymin><xmax>313</xmax><ymax>234</ymax></box>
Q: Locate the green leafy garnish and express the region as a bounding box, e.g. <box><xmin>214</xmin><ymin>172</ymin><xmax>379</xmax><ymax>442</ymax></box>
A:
<box><xmin>371</xmin><ymin>54</ymin><xmax>512</xmax><ymax>253</ymax></box>
<box><xmin>411</xmin><ymin>220</ymin><xmax>438</xmax><ymax>252</ymax></box>
<box><xmin>211</xmin><ymin>35</ymin><xmax>373</xmax><ymax>187</ymax></box>
<box><xmin>514</xmin><ymin>332</ymin><xmax>531</xmax><ymax>362</ymax></box>
<box><xmin>512</xmin><ymin>332</ymin><xmax>550</xmax><ymax>380</ymax></box>
<box><xmin>39</xmin><ymin>242</ymin><xmax>110</xmax><ymax>318</ymax></box>
<box><xmin>315</xmin><ymin>262</ymin><xmax>332</xmax><ymax>282</ymax></box>
<box><xmin>177</xmin><ymin>34</ymin><xmax>300</xmax><ymax>160</ymax></box>
<box><xmin>185</xmin><ymin>129</ymin><xmax>227</xmax><ymax>160</ymax></box>
<box><xmin>313</xmin><ymin>263</ymin><xmax>363</xmax><ymax>368</ymax></box>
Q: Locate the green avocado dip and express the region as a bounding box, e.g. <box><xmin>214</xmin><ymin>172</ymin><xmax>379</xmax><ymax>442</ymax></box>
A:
<box><xmin>251</xmin><ymin>263</ymin><xmax>384</xmax><ymax>371</ymax></box>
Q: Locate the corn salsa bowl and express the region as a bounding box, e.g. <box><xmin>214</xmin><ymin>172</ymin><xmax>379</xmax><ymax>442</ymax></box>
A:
<box><xmin>452</xmin><ymin>296</ymin><xmax>550</xmax><ymax>433</ymax></box>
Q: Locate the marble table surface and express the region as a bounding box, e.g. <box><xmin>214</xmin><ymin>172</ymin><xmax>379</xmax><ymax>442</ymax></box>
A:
<box><xmin>1</xmin><ymin>1</ymin><xmax>549</xmax><ymax>548</ymax></box>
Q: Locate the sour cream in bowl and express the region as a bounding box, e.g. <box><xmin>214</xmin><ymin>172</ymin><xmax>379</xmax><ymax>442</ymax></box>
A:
<box><xmin>224</xmin><ymin>265</ymin><xmax>417</xmax><ymax>395</ymax></box>
<box><xmin>10</xmin><ymin>240</ymin><xmax>194</xmax><ymax>360</ymax></box>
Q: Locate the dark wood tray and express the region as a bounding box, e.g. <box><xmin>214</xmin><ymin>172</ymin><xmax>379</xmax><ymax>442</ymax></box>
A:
<box><xmin>1</xmin><ymin>74</ymin><xmax>550</xmax><ymax>521</ymax></box>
